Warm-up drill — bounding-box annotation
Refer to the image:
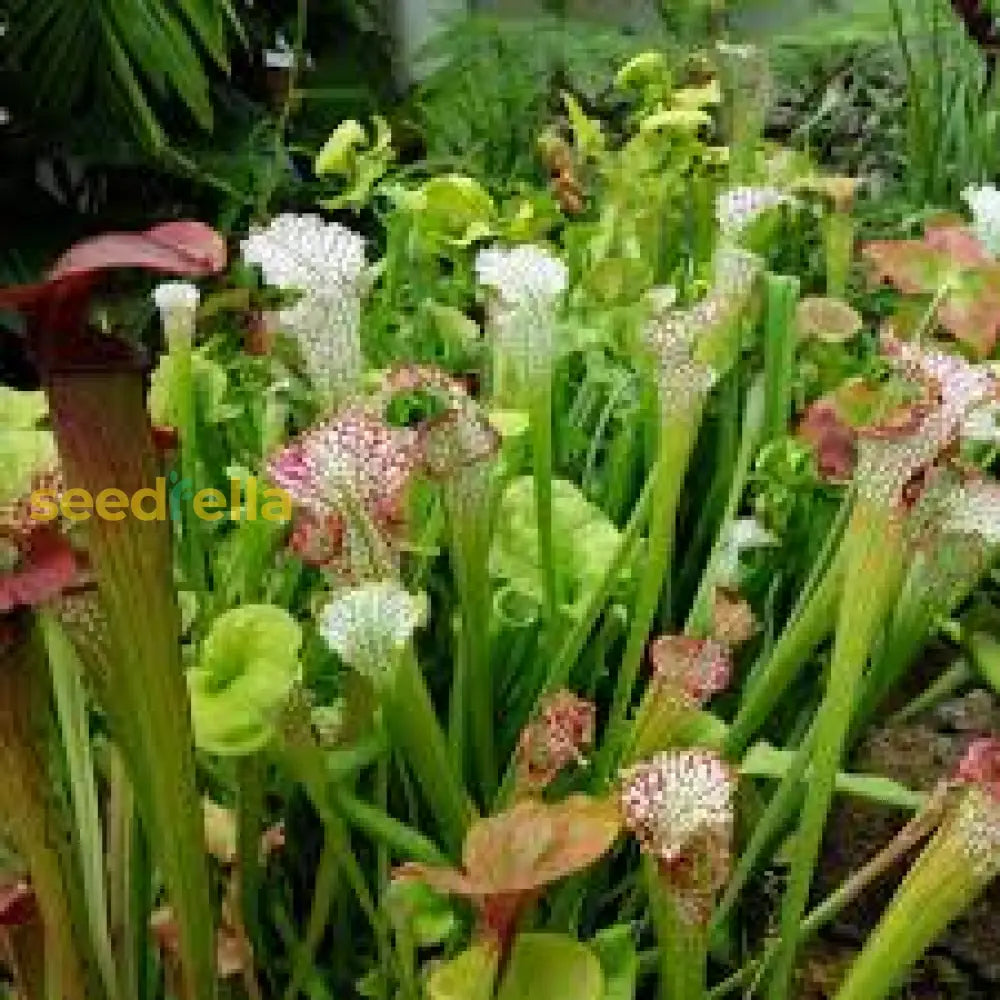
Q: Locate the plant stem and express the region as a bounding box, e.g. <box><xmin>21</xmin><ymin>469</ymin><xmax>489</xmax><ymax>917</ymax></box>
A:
<box><xmin>332</xmin><ymin>787</ymin><xmax>449</xmax><ymax>866</ymax></box>
<box><xmin>686</xmin><ymin>377</ymin><xmax>766</xmax><ymax>636</ymax></box>
<box><xmin>762</xmin><ymin>274</ymin><xmax>800</xmax><ymax>445</ymax></box>
<box><xmin>710</xmin><ymin>789</ymin><xmax>947</xmax><ymax>998</ymax></box>
<box><xmin>448</xmin><ymin>473</ymin><xmax>496</xmax><ymax>802</ymax></box>
<box><xmin>42</xmin><ymin>614</ymin><xmax>118</xmax><ymax>1000</ymax></box>
<box><xmin>281</xmin><ymin>834</ymin><xmax>340</xmax><ymax>1000</ymax></box>
<box><xmin>280</xmin><ymin>733</ymin><xmax>393</xmax><ymax>982</ymax></box>
<box><xmin>237</xmin><ymin>755</ymin><xmax>266</xmax><ymax>949</ymax></box>
<box><xmin>831</xmin><ymin>801</ymin><xmax>990</xmax><ymax>1000</ymax></box>
<box><xmin>854</xmin><ymin>543</ymin><xmax>983</xmax><ymax>733</ymax></box>
<box><xmin>887</xmin><ymin>658</ymin><xmax>972</xmax><ymax>724</ymax></box>
<box><xmin>383</xmin><ymin>649</ymin><xmax>473</xmax><ymax>857</ymax></box>
<box><xmin>544</xmin><ymin>466</ymin><xmax>655</xmax><ymax>697</ymax></box>
<box><xmin>46</xmin><ymin>369</ymin><xmax>215</xmax><ymax>1000</ymax></box>
<box><xmin>724</xmin><ymin>541</ymin><xmax>845</xmax><ymax>759</ymax></box>
<box><xmin>767</xmin><ymin>502</ymin><xmax>906</xmax><ymax>1000</ymax></box>
<box><xmin>648</xmin><ymin>860</ymin><xmax>708</xmax><ymax>1000</ymax></box>
<box><xmin>106</xmin><ymin>748</ymin><xmax>143</xmax><ymax>1000</ymax></box>
<box><xmin>713</xmin><ymin>726</ymin><xmax>815</xmax><ymax>932</ymax></box>
<box><xmin>598</xmin><ymin>405</ymin><xmax>702</xmax><ymax>783</ymax></box>
<box><xmin>0</xmin><ymin>627</ymin><xmax>99</xmax><ymax>1000</ymax></box>
<box><xmin>824</xmin><ymin>211</ymin><xmax>855</xmax><ymax>297</ymax></box>
<box><xmin>531</xmin><ymin>365</ymin><xmax>559</xmax><ymax>629</ymax></box>
<box><xmin>169</xmin><ymin>325</ymin><xmax>205</xmax><ymax>589</ymax></box>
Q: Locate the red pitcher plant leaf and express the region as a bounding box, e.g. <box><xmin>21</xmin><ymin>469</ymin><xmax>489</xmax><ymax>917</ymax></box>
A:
<box><xmin>460</xmin><ymin>795</ymin><xmax>621</xmax><ymax>893</ymax></box>
<box><xmin>0</xmin><ymin>529</ymin><xmax>80</xmax><ymax>615</ymax></box>
<box><xmin>649</xmin><ymin>635</ymin><xmax>732</xmax><ymax>706</ymax></box>
<box><xmin>955</xmin><ymin>736</ymin><xmax>1000</xmax><ymax>803</ymax></box>
<box><xmin>514</xmin><ymin>690</ymin><xmax>596</xmax><ymax>794</ymax></box>
<box><xmin>937</xmin><ymin>274</ymin><xmax>1000</xmax><ymax>358</ymax></box>
<box><xmin>0</xmin><ymin>222</ymin><xmax>226</xmax><ymax>358</ymax></box>
<box><xmin>395</xmin><ymin>796</ymin><xmax>621</xmax><ymax>942</ymax></box>
<box><xmin>798</xmin><ymin>396</ymin><xmax>858</xmax><ymax>482</ymax></box>
<box><xmin>923</xmin><ymin>222</ymin><xmax>994</xmax><ymax>268</ymax></box>
<box><xmin>863</xmin><ymin>223</ymin><xmax>1000</xmax><ymax>357</ymax></box>
<box><xmin>0</xmin><ymin>224</ymin><xmax>227</xmax><ymax>1000</ymax></box>
<box><xmin>0</xmin><ymin>879</ymin><xmax>36</xmax><ymax>927</ymax></box>
<box><xmin>862</xmin><ymin>240</ymin><xmax>950</xmax><ymax>295</ymax></box>
<box><xmin>48</xmin><ymin>222</ymin><xmax>227</xmax><ymax>283</ymax></box>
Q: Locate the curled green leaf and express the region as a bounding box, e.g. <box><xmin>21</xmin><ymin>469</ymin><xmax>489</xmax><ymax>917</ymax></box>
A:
<box><xmin>412</xmin><ymin>175</ymin><xmax>496</xmax><ymax>247</ymax></box>
<box><xmin>148</xmin><ymin>349</ymin><xmax>229</xmax><ymax>427</ymax></box>
<box><xmin>188</xmin><ymin>605</ymin><xmax>303</xmax><ymax>755</ymax></box>
<box><xmin>315</xmin><ymin>119</ymin><xmax>368</xmax><ymax>178</ymax></box>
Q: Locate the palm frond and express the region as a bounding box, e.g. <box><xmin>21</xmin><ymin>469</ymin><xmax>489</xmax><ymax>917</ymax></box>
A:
<box><xmin>8</xmin><ymin>0</ymin><xmax>238</xmax><ymax>149</ymax></box>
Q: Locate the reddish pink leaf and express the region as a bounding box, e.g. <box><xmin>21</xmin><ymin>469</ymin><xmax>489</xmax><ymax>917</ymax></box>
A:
<box><xmin>49</xmin><ymin>221</ymin><xmax>226</xmax><ymax>282</ymax></box>
<box><xmin>938</xmin><ymin>274</ymin><xmax>1000</xmax><ymax>358</ymax></box>
<box><xmin>0</xmin><ymin>880</ymin><xmax>36</xmax><ymax>926</ymax></box>
<box><xmin>151</xmin><ymin>425</ymin><xmax>180</xmax><ymax>454</ymax></box>
<box><xmin>862</xmin><ymin>240</ymin><xmax>947</xmax><ymax>294</ymax></box>
<box><xmin>710</xmin><ymin>589</ymin><xmax>756</xmax><ymax>646</ymax></box>
<box><xmin>515</xmin><ymin>690</ymin><xmax>596</xmax><ymax>792</ymax></box>
<box><xmin>396</xmin><ymin>795</ymin><xmax>621</xmax><ymax>902</ymax></box>
<box><xmin>0</xmin><ymin>531</ymin><xmax>80</xmax><ymax>613</ymax></box>
<box><xmin>924</xmin><ymin>224</ymin><xmax>993</xmax><ymax>268</ymax></box>
<box><xmin>798</xmin><ymin>398</ymin><xmax>857</xmax><ymax>482</ymax></box>
<box><xmin>0</xmin><ymin>222</ymin><xmax>226</xmax><ymax>324</ymax></box>
<box><xmin>955</xmin><ymin>736</ymin><xmax>1000</xmax><ymax>803</ymax></box>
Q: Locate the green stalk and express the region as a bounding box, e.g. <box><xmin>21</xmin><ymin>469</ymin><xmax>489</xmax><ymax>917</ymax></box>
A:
<box><xmin>447</xmin><ymin>473</ymin><xmax>496</xmax><ymax>802</ymax></box>
<box><xmin>543</xmin><ymin>467</ymin><xmax>655</xmax><ymax>697</ymax></box>
<box><xmin>713</xmin><ymin>727</ymin><xmax>814</xmax><ymax>931</ymax></box>
<box><xmin>648</xmin><ymin>861</ymin><xmax>708</xmax><ymax>1000</ymax></box>
<box><xmin>834</xmin><ymin>796</ymin><xmax>997</xmax><ymax>1000</ymax></box>
<box><xmin>106</xmin><ymin>748</ymin><xmax>142</xmax><ymax>1000</ymax></box>
<box><xmin>767</xmin><ymin>502</ymin><xmax>907</xmax><ymax>1000</ymax></box>
<box><xmin>887</xmin><ymin>658</ymin><xmax>972</xmax><ymax>725</ymax></box>
<box><xmin>723</xmin><ymin>543</ymin><xmax>844</xmax><ymax>759</ymax></box>
<box><xmin>762</xmin><ymin>275</ymin><xmax>800</xmax><ymax>445</ymax></box>
<box><xmin>531</xmin><ymin>365</ymin><xmax>558</xmax><ymax>629</ymax></box>
<box><xmin>280</xmin><ymin>729</ymin><xmax>392</xmax><ymax>967</ymax></box>
<box><xmin>854</xmin><ymin>544</ymin><xmax>983</xmax><ymax>733</ymax></box>
<box><xmin>332</xmin><ymin>787</ymin><xmax>449</xmax><ymax>866</ymax></box>
<box><xmin>788</xmin><ymin>487</ymin><xmax>854</xmax><ymax>623</ymax></box>
<box><xmin>598</xmin><ymin>405</ymin><xmax>702</xmax><ymax>783</ymax></box>
<box><xmin>236</xmin><ymin>755</ymin><xmax>266</xmax><ymax>949</ymax></box>
<box><xmin>382</xmin><ymin>649</ymin><xmax>473</xmax><ymax>857</ymax></box>
<box><xmin>0</xmin><ymin>626</ymin><xmax>100</xmax><ymax>1000</ymax></box>
<box><xmin>686</xmin><ymin>377</ymin><xmax>766</xmax><ymax>636</ymax></box>
<box><xmin>824</xmin><ymin>212</ymin><xmax>854</xmax><ymax>298</ymax></box>
<box><xmin>41</xmin><ymin>613</ymin><xmax>118</xmax><ymax>1000</ymax></box>
<box><xmin>281</xmin><ymin>834</ymin><xmax>340</xmax><ymax>1000</ymax></box>
<box><xmin>710</xmin><ymin>792</ymin><xmax>944</xmax><ymax>998</ymax></box>
<box><xmin>167</xmin><ymin>320</ymin><xmax>205</xmax><ymax>589</ymax></box>
<box><xmin>46</xmin><ymin>369</ymin><xmax>215</xmax><ymax>1000</ymax></box>
<box><xmin>448</xmin><ymin>623</ymin><xmax>468</xmax><ymax>780</ymax></box>
<box><xmin>715</xmin><ymin>663</ymin><xmax>927</xmax><ymax>937</ymax></box>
